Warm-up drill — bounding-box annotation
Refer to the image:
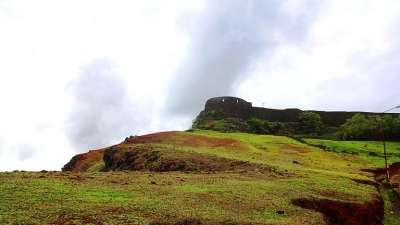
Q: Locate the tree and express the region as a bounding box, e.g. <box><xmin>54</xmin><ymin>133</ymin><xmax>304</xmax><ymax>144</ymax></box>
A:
<box><xmin>392</xmin><ymin>115</ymin><xmax>400</xmax><ymax>140</ymax></box>
<box><xmin>381</xmin><ymin>115</ymin><xmax>400</xmax><ymax>140</ymax></box>
<box><xmin>298</xmin><ymin>112</ymin><xmax>323</xmax><ymax>134</ymax></box>
<box><xmin>245</xmin><ymin>118</ymin><xmax>281</xmax><ymax>135</ymax></box>
<box><xmin>246</xmin><ymin>118</ymin><xmax>268</xmax><ymax>134</ymax></box>
<box><xmin>341</xmin><ymin>113</ymin><xmax>380</xmax><ymax>140</ymax></box>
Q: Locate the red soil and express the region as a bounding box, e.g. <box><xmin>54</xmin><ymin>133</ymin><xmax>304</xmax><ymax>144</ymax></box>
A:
<box><xmin>62</xmin><ymin>131</ymin><xmax>251</xmax><ymax>172</ymax></box>
<box><xmin>125</xmin><ymin>131</ymin><xmax>250</xmax><ymax>151</ymax></box>
<box><xmin>292</xmin><ymin>196</ymin><xmax>383</xmax><ymax>225</ymax></box>
<box><xmin>62</xmin><ymin>149</ymin><xmax>105</xmax><ymax>172</ymax></box>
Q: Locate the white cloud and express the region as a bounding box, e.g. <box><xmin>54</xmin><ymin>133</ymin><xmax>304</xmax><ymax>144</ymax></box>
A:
<box><xmin>64</xmin><ymin>58</ymin><xmax>150</xmax><ymax>152</ymax></box>
<box><xmin>237</xmin><ymin>0</ymin><xmax>400</xmax><ymax>112</ymax></box>
<box><xmin>0</xmin><ymin>0</ymin><xmax>400</xmax><ymax>171</ymax></box>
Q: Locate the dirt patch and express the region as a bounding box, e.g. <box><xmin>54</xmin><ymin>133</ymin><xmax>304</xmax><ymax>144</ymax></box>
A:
<box><xmin>149</xmin><ymin>218</ymin><xmax>202</xmax><ymax>225</ymax></box>
<box><xmin>291</xmin><ymin>195</ymin><xmax>383</xmax><ymax>225</ymax></box>
<box><xmin>124</xmin><ymin>131</ymin><xmax>176</xmax><ymax>144</ymax></box>
<box><xmin>373</xmin><ymin>162</ymin><xmax>400</xmax><ymax>178</ymax></box>
<box><xmin>51</xmin><ymin>212</ymin><xmax>103</xmax><ymax>225</ymax></box>
<box><xmin>280</xmin><ymin>144</ymin><xmax>310</xmax><ymax>154</ymax></box>
<box><xmin>125</xmin><ymin>131</ymin><xmax>251</xmax><ymax>151</ymax></box>
<box><xmin>389</xmin><ymin>162</ymin><xmax>400</xmax><ymax>176</ymax></box>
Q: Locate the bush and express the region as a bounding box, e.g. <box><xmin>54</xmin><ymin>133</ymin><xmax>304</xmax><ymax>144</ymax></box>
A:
<box><xmin>339</xmin><ymin>114</ymin><xmax>379</xmax><ymax>140</ymax></box>
<box><xmin>245</xmin><ymin>118</ymin><xmax>281</xmax><ymax>135</ymax></box>
<box><xmin>298</xmin><ymin>112</ymin><xmax>323</xmax><ymax>134</ymax></box>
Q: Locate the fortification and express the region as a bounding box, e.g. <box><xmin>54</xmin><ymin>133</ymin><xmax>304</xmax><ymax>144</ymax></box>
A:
<box><xmin>203</xmin><ymin>96</ymin><xmax>398</xmax><ymax>127</ymax></box>
<box><xmin>205</xmin><ymin>96</ymin><xmax>252</xmax><ymax>119</ymax></box>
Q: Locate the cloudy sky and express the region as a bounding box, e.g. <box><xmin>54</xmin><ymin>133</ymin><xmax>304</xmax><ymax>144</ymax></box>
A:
<box><xmin>1</xmin><ymin>0</ymin><xmax>400</xmax><ymax>171</ymax></box>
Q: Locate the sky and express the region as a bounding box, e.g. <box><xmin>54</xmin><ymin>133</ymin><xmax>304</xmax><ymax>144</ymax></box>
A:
<box><xmin>1</xmin><ymin>0</ymin><xmax>400</xmax><ymax>171</ymax></box>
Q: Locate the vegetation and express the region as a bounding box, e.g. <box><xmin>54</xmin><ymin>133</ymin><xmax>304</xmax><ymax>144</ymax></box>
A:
<box><xmin>298</xmin><ymin>112</ymin><xmax>323</xmax><ymax>134</ymax></box>
<box><xmin>193</xmin><ymin>110</ymin><xmax>400</xmax><ymax>142</ymax></box>
<box><xmin>192</xmin><ymin>111</ymin><xmax>282</xmax><ymax>135</ymax></box>
<box><xmin>2</xmin><ymin>130</ymin><xmax>400</xmax><ymax>224</ymax></box>
<box><xmin>304</xmin><ymin>138</ymin><xmax>400</xmax><ymax>167</ymax></box>
<box><xmin>245</xmin><ymin>117</ymin><xmax>281</xmax><ymax>134</ymax></box>
<box><xmin>336</xmin><ymin>114</ymin><xmax>400</xmax><ymax>141</ymax></box>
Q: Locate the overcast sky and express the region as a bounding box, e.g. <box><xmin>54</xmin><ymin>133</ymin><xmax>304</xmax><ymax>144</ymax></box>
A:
<box><xmin>1</xmin><ymin>0</ymin><xmax>400</xmax><ymax>171</ymax></box>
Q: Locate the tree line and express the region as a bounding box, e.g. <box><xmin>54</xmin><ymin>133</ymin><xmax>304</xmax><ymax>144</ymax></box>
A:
<box><xmin>192</xmin><ymin>110</ymin><xmax>400</xmax><ymax>141</ymax></box>
<box><xmin>298</xmin><ymin>112</ymin><xmax>400</xmax><ymax>141</ymax></box>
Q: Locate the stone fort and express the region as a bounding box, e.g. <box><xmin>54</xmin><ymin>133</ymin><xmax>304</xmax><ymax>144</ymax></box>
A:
<box><xmin>203</xmin><ymin>96</ymin><xmax>399</xmax><ymax>127</ymax></box>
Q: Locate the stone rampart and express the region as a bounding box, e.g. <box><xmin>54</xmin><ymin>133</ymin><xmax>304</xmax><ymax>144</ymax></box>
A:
<box><xmin>205</xmin><ymin>96</ymin><xmax>252</xmax><ymax>119</ymax></box>
<box><xmin>203</xmin><ymin>96</ymin><xmax>398</xmax><ymax>127</ymax></box>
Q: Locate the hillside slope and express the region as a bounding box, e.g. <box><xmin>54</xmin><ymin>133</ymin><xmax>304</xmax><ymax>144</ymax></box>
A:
<box><xmin>54</xmin><ymin>130</ymin><xmax>400</xmax><ymax>224</ymax></box>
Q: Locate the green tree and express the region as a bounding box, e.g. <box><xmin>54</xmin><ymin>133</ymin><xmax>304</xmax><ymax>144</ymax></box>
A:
<box><xmin>298</xmin><ymin>112</ymin><xmax>323</xmax><ymax>134</ymax></box>
<box><xmin>246</xmin><ymin>118</ymin><xmax>268</xmax><ymax>134</ymax></box>
<box><xmin>341</xmin><ymin>113</ymin><xmax>379</xmax><ymax>140</ymax></box>
<box><xmin>381</xmin><ymin>115</ymin><xmax>400</xmax><ymax>140</ymax></box>
<box><xmin>392</xmin><ymin>115</ymin><xmax>400</xmax><ymax>140</ymax></box>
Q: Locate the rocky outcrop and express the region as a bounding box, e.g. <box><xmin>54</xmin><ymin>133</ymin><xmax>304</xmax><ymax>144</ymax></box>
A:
<box><xmin>62</xmin><ymin>149</ymin><xmax>105</xmax><ymax>172</ymax></box>
<box><xmin>102</xmin><ymin>144</ymin><xmax>275</xmax><ymax>173</ymax></box>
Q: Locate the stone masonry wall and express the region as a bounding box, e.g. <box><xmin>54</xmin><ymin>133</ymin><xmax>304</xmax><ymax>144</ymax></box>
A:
<box><xmin>204</xmin><ymin>96</ymin><xmax>398</xmax><ymax>127</ymax></box>
<box><xmin>205</xmin><ymin>96</ymin><xmax>252</xmax><ymax>120</ymax></box>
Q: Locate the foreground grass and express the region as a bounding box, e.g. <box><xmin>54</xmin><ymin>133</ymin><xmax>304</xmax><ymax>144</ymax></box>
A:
<box><xmin>0</xmin><ymin>170</ymin><xmax>378</xmax><ymax>224</ymax></box>
<box><xmin>1</xmin><ymin>130</ymin><xmax>397</xmax><ymax>224</ymax></box>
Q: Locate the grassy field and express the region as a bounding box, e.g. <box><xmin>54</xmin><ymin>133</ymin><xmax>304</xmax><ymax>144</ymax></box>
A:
<box><xmin>304</xmin><ymin>138</ymin><xmax>400</xmax><ymax>167</ymax></box>
<box><xmin>1</xmin><ymin>130</ymin><xmax>399</xmax><ymax>224</ymax></box>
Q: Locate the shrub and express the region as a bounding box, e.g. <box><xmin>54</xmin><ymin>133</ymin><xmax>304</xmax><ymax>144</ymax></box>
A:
<box><xmin>298</xmin><ymin>112</ymin><xmax>323</xmax><ymax>134</ymax></box>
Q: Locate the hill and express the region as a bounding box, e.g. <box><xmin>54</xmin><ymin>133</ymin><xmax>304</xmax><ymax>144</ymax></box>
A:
<box><xmin>3</xmin><ymin>96</ymin><xmax>400</xmax><ymax>224</ymax></box>
<box><xmin>2</xmin><ymin>130</ymin><xmax>397</xmax><ymax>224</ymax></box>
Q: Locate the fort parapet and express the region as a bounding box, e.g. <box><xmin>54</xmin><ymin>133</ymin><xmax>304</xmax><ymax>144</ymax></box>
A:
<box><xmin>204</xmin><ymin>96</ymin><xmax>399</xmax><ymax>127</ymax></box>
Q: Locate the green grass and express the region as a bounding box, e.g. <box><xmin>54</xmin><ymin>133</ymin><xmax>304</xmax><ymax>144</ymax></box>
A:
<box><xmin>304</xmin><ymin>138</ymin><xmax>400</xmax><ymax>167</ymax></box>
<box><xmin>1</xmin><ymin>130</ymin><xmax>398</xmax><ymax>224</ymax></box>
<box><xmin>0</xmin><ymin>171</ymin><xmax>326</xmax><ymax>224</ymax></box>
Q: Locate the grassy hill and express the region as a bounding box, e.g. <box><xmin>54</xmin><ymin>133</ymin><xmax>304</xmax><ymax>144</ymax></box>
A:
<box><xmin>1</xmin><ymin>130</ymin><xmax>400</xmax><ymax>224</ymax></box>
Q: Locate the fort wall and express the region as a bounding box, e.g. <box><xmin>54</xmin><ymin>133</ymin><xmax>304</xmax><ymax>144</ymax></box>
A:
<box><xmin>204</xmin><ymin>96</ymin><xmax>398</xmax><ymax>127</ymax></box>
<box><xmin>205</xmin><ymin>96</ymin><xmax>252</xmax><ymax>119</ymax></box>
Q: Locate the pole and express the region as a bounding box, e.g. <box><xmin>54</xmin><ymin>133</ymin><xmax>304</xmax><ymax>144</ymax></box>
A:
<box><xmin>380</xmin><ymin>105</ymin><xmax>400</xmax><ymax>183</ymax></box>
<box><xmin>379</xmin><ymin>114</ymin><xmax>390</xmax><ymax>183</ymax></box>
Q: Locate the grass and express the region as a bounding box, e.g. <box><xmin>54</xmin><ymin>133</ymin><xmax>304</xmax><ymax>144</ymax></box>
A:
<box><xmin>0</xmin><ymin>171</ymin><xmax>322</xmax><ymax>224</ymax></box>
<box><xmin>1</xmin><ymin>130</ymin><xmax>398</xmax><ymax>224</ymax></box>
<box><xmin>304</xmin><ymin>138</ymin><xmax>400</xmax><ymax>167</ymax></box>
